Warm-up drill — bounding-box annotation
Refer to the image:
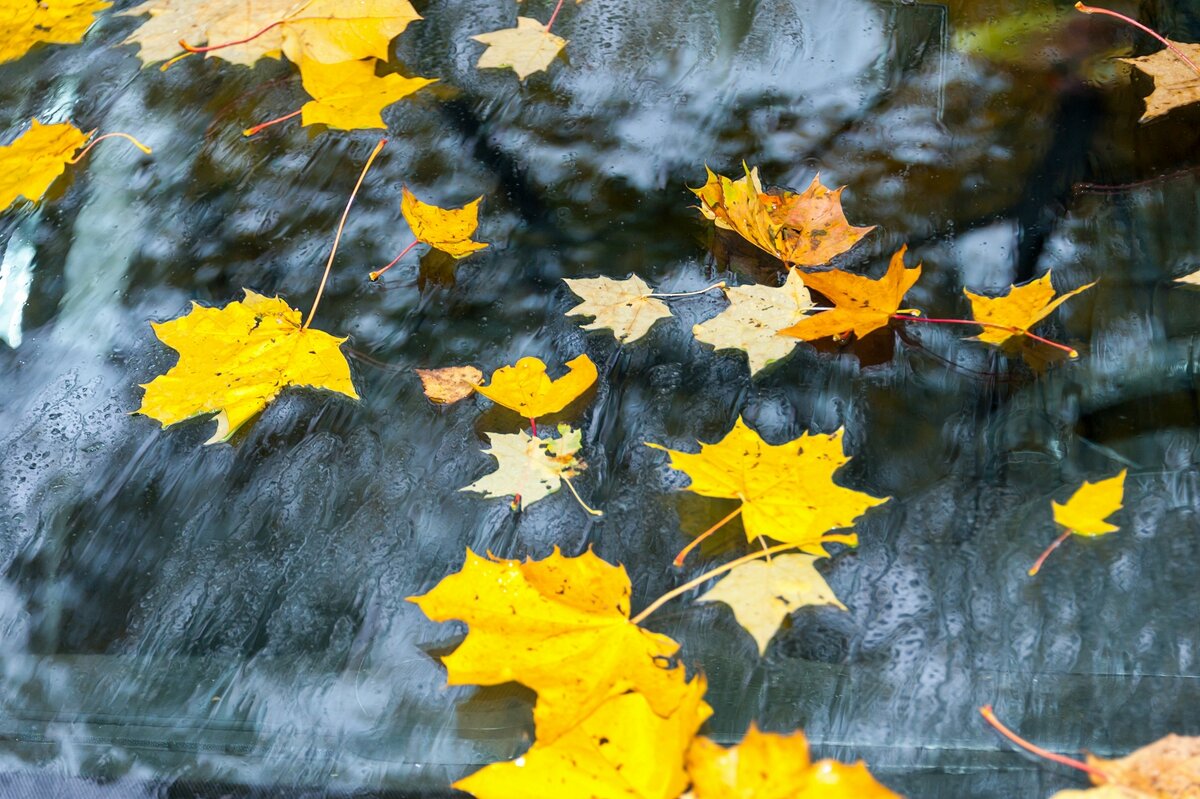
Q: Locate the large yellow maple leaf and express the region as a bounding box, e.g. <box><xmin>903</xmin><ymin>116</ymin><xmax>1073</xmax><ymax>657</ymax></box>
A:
<box><xmin>0</xmin><ymin>0</ymin><xmax>110</xmax><ymax>65</ymax></box>
<box><xmin>0</xmin><ymin>119</ymin><xmax>90</xmax><ymax>212</ymax></box>
<box><xmin>472</xmin><ymin>17</ymin><xmax>567</xmax><ymax>80</ymax></box>
<box><xmin>408</xmin><ymin>548</ymin><xmax>694</xmax><ymax>743</ymax></box>
<box><xmin>780</xmin><ymin>247</ymin><xmax>922</xmax><ymax>342</ymax></box>
<box><xmin>688</xmin><ymin>725</ymin><xmax>902</xmax><ymax>799</ymax></box>
<box><xmin>296</xmin><ymin>58</ymin><xmax>434</xmax><ymax>130</ymax></box>
<box><xmin>647</xmin><ymin>416</ymin><xmax>888</xmax><ymax>555</ymax></box>
<box><xmin>964</xmin><ymin>270</ymin><xmax>1095</xmax><ymax>350</ymax></box>
<box><xmin>455</xmin><ymin>677</ymin><xmax>710</xmax><ymax>799</ymax></box>
<box><xmin>475</xmin><ymin>354</ymin><xmax>597</xmax><ymax>420</ymax></box>
<box><xmin>136</xmin><ymin>290</ymin><xmax>357</xmax><ymax>444</ymax></box>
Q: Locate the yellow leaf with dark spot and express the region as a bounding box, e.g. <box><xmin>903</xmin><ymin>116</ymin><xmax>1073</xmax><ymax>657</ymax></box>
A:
<box><xmin>400</xmin><ymin>187</ymin><xmax>488</xmax><ymax>259</ymax></box>
<box><xmin>964</xmin><ymin>271</ymin><xmax>1095</xmax><ymax>349</ymax></box>
<box><xmin>472</xmin><ymin>17</ymin><xmax>566</xmax><ymax>80</ymax></box>
<box><xmin>0</xmin><ymin>0</ymin><xmax>110</xmax><ymax>65</ymax></box>
<box><xmin>0</xmin><ymin>120</ymin><xmax>90</xmax><ymax>212</ymax></box>
<box><xmin>475</xmin><ymin>354</ymin><xmax>597</xmax><ymax>420</ymax></box>
<box><xmin>298</xmin><ymin>58</ymin><xmax>434</xmax><ymax>131</ymax></box>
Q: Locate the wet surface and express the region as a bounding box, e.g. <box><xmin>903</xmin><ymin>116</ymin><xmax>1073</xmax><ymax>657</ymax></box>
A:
<box><xmin>2</xmin><ymin>0</ymin><xmax>1200</xmax><ymax>795</ymax></box>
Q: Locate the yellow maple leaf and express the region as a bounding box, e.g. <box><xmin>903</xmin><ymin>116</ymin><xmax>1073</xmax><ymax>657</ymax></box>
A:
<box><xmin>136</xmin><ymin>290</ymin><xmax>358</xmax><ymax>444</ymax></box>
<box><xmin>461</xmin><ymin>426</ymin><xmax>584</xmax><ymax>509</ymax></box>
<box><xmin>1053</xmin><ymin>470</ymin><xmax>1126</xmax><ymax>536</ymax></box>
<box><xmin>964</xmin><ymin>270</ymin><xmax>1095</xmax><ymax>350</ymax></box>
<box><xmin>400</xmin><ymin>187</ymin><xmax>488</xmax><ymax>259</ymax></box>
<box><xmin>475</xmin><ymin>354</ymin><xmax>597</xmax><ymax>420</ymax></box>
<box><xmin>1120</xmin><ymin>40</ymin><xmax>1200</xmax><ymax>122</ymax></box>
<box><xmin>779</xmin><ymin>247</ymin><xmax>922</xmax><ymax>342</ymax></box>
<box><xmin>280</xmin><ymin>0</ymin><xmax>421</xmax><ymax>64</ymax></box>
<box><xmin>698</xmin><ymin>554</ymin><xmax>847</xmax><ymax>655</ymax></box>
<box><xmin>688</xmin><ymin>725</ymin><xmax>902</xmax><ymax>799</ymax></box>
<box><xmin>1</xmin><ymin>0</ymin><xmax>110</xmax><ymax>65</ymax></box>
<box><xmin>408</xmin><ymin>548</ymin><xmax>694</xmax><ymax>743</ymax></box>
<box><xmin>563</xmin><ymin>275</ymin><xmax>673</xmax><ymax>344</ymax></box>
<box><xmin>414</xmin><ymin>365</ymin><xmax>483</xmax><ymax>404</ymax></box>
<box><xmin>296</xmin><ymin>58</ymin><xmax>434</xmax><ymax>131</ymax></box>
<box><xmin>692</xmin><ymin>269</ymin><xmax>814</xmax><ymax>375</ymax></box>
<box><xmin>0</xmin><ymin>119</ymin><xmax>90</xmax><ymax>213</ymax></box>
<box><xmin>455</xmin><ymin>677</ymin><xmax>710</xmax><ymax>799</ymax></box>
<box><xmin>647</xmin><ymin>416</ymin><xmax>887</xmax><ymax>555</ymax></box>
<box><xmin>472</xmin><ymin>17</ymin><xmax>566</xmax><ymax>80</ymax></box>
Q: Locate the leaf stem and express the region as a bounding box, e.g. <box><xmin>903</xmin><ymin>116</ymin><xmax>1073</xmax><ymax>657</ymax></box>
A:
<box><xmin>979</xmin><ymin>705</ymin><xmax>1108</xmax><ymax>780</ymax></box>
<box><xmin>68</xmin><ymin>132</ymin><xmax>153</xmax><ymax>164</ymax></box>
<box><xmin>673</xmin><ymin>505</ymin><xmax>743</xmax><ymax>567</ymax></box>
<box><xmin>648</xmin><ymin>281</ymin><xmax>727</xmax><ymax>299</ymax></box>
<box><xmin>891</xmin><ymin>313</ymin><xmax>1078</xmax><ymax>357</ymax></box>
<box><xmin>304</xmin><ymin>137</ymin><xmax>387</xmax><ymax>331</ymax></box>
<box><xmin>1075</xmin><ymin>2</ymin><xmax>1200</xmax><ymax>78</ymax></box>
<box><xmin>370</xmin><ymin>239</ymin><xmax>419</xmax><ymax>280</ymax></box>
<box><xmin>1028</xmin><ymin>529</ymin><xmax>1073</xmax><ymax>576</ymax></box>
<box><xmin>530</xmin><ymin>417</ymin><xmax>538</xmax><ymax>436</ymax></box>
<box><xmin>631</xmin><ymin>543</ymin><xmax>801</xmax><ymax>625</ymax></box>
<box><xmin>562</xmin><ymin>475</ymin><xmax>603</xmax><ymax>516</ymax></box>
<box><xmin>545</xmin><ymin>0</ymin><xmax>567</xmax><ymax>32</ymax></box>
<box><xmin>179</xmin><ymin>19</ymin><xmax>287</xmax><ymax>54</ymax></box>
<box><xmin>244</xmin><ymin>108</ymin><xmax>303</xmax><ymax>137</ymax></box>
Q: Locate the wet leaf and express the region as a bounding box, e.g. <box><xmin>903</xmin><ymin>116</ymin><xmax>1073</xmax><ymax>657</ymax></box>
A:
<box><xmin>408</xmin><ymin>548</ymin><xmax>693</xmax><ymax>742</ymax></box>
<box><xmin>400</xmin><ymin>187</ymin><xmax>488</xmax><ymax>259</ymax></box>
<box><xmin>476</xmin><ymin>354</ymin><xmax>597</xmax><ymax>420</ymax></box>
<box><xmin>296</xmin><ymin>58</ymin><xmax>435</xmax><ymax>131</ymax></box>
<box><xmin>472</xmin><ymin>17</ymin><xmax>566</xmax><ymax>80</ymax></box>
<box><xmin>780</xmin><ymin>247</ymin><xmax>922</xmax><ymax>342</ymax></box>
<box><xmin>1175</xmin><ymin>268</ymin><xmax>1200</xmax><ymax>286</ymax></box>
<box><xmin>415</xmin><ymin>365</ymin><xmax>483</xmax><ymax>404</ymax></box>
<box><xmin>1120</xmin><ymin>41</ymin><xmax>1200</xmax><ymax>122</ymax></box>
<box><xmin>688</xmin><ymin>725</ymin><xmax>902</xmax><ymax>799</ymax></box>
<box><xmin>692</xmin><ymin>269</ymin><xmax>814</xmax><ymax>374</ymax></box>
<box><xmin>698</xmin><ymin>554</ymin><xmax>846</xmax><ymax>655</ymax></box>
<box><xmin>1</xmin><ymin>0</ymin><xmax>110</xmax><ymax>64</ymax></box>
<box><xmin>963</xmin><ymin>271</ymin><xmax>1095</xmax><ymax>350</ymax></box>
<box><xmin>1051</xmin><ymin>735</ymin><xmax>1200</xmax><ymax>798</ymax></box>
<box><xmin>456</xmin><ymin>677</ymin><xmax>710</xmax><ymax>799</ymax></box>
<box><xmin>1053</xmin><ymin>470</ymin><xmax>1126</xmax><ymax>536</ymax></box>
<box><xmin>647</xmin><ymin>416</ymin><xmax>887</xmax><ymax>555</ymax></box>
<box><xmin>563</xmin><ymin>275</ymin><xmax>673</xmax><ymax>344</ymax></box>
<box><xmin>0</xmin><ymin>119</ymin><xmax>89</xmax><ymax>212</ymax></box>
<box><xmin>279</xmin><ymin>0</ymin><xmax>421</xmax><ymax>63</ymax></box>
<box><xmin>461</xmin><ymin>425</ymin><xmax>584</xmax><ymax>508</ymax></box>
<box><xmin>136</xmin><ymin>290</ymin><xmax>357</xmax><ymax>444</ymax></box>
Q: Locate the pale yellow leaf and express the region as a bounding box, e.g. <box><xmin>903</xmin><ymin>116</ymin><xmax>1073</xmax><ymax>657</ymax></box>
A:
<box><xmin>563</xmin><ymin>275</ymin><xmax>672</xmax><ymax>344</ymax></box>
<box><xmin>461</xmin><ymin>426</ymin><xmax>584</xmax><ymax>508</ymax></box>
<box><xmin>693</xmin><ymin>269</ymin><xmax>813</xmax><ymax>374</ymax></box>
<box><xmin>472</xmin><ymin>17</ymin><xmax>566</xmax><ymax>80</ymax></box>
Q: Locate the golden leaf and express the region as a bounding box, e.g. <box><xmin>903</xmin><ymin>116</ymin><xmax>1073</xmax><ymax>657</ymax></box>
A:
<box><xmin>1175</xmin><ymin>268</ymin><xmax>1200</xmax><ymax>286</ymax></box>
<box><xmin>1050</xmin><ymin>735</ymin><xmax>1200</xmax><ymax>798</ymax></box>
<box><xmin>964</xmin><ymin>271</ymin><xmax>1095</xmax><ymax>349</ymax></box>
<box><xmin>475</xmin><ymin>354</ymin><xmax>597</xmax><ymax>420</ymax></box>
<box><xmin>408</xmin><ymin>548</ymin><xmax>693</xmax><ymax>743</ymax></box>
<box><xmin>647</xmin><ymin>416</ymin><xmax>887</xmax><ymax>555</ymax></box>
<box><xmin>461</xmin><ymin>426</ymin><xmax>584</xmax><ymax>508</ymax></box>
<box><xmin>297</xmin><ymin>58</ymin><xmax>434</xmax><ymax>131</ymax></box>
<box><xmin>0</xmin><ymin>0</ymin><xmax>110</xmax><ymax>64</ymax></box>
<box><xmin>455</xmin><ymin>677</ymin><xmax>710</xmax><ymax>799</ymax></box>
<box><xmin>698</xmin><ymin>554</ymin><xmax>846</xmax><ymax>655</ymax></box>
<box><xmin>280</xmin><ymin>0</ymin><xmax>421</xmax><ymax>63</ymax></box>
<box><xmin>1120</xmin><ymin>41</ymin><xmax>1200</xmax><ymax>122</ymax></box>
<box><xmin>414</xmin><ymin>365</ymin><xmax>483</xmax><ymax>404</ymax></box>
<box><xmin>688</xmin><ymin>725</ymin><xmax>902</xmax><ymax>799</ymax></box>
<box><xmin>1052</xmin><ymin>470</ymin><xmax>1126</xmax><ymax>536</ymax></box>
<box><xmin>472</xmin><ymin>17</ymin><xmax>566</xmax><ymax>80</ymax></box>
<box><xmin>136</xmin><ymin>290</ymin><xmax>357</xmax><ymax>444</ymax></box>
<box><xmin>779</xmin><ymin>247</ymin><xmax>922</xmax><ymax>342</ymax></box>
<box><xmin>400</xmin><ymin>187</ymin><xmax>488</xmax><ymax>259</ymax></box>
<box><xmin>563</xmin><ymin>275</ymin><xmax>673</xmax><ymax>344</ymax></box>
<box><xmin>692</xmin><ymin>269</ymin><xmax>814</xmax><ymax>374</ymax></box>
<box><xmin>0</xmin><ymin>119</ymin><xmax>89</xmax><ymax>213</ymax></box>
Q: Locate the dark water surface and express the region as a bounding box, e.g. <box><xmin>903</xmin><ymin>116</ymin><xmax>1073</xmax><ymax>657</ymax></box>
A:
<box><xmin>3</xmin><ymin>0</ymin><xmax>1200</xmax><ymax>796</ymax></box>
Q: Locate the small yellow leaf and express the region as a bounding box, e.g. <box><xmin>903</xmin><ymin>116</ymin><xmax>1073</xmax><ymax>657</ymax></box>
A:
<box><xmin>461</xmin><ymin>426</ymin><xmax>584</xmax><ymax>508</ymax></box>
<box><xmin>1120</xmin><ymin>40</ymin><xmax>1200</xmax><ymax>122</ymax></box>
<box><xmin>692</xmin><ymin>269</ymin><xmax>814</xmax><ymax>374</ymax></box>
<box><xmin>280</xmin><ymin>0</ymin><xmax>422</xmax><ymax>64</ymax></box>
<box><xmin>0</xmin><ymin>120</ymin><xmax>90</xmax><ymax>213</ymax></box>
<box><xmin>1</xmin><ymin>0</ymin><xmax>110</xmax><ymax>64</ymax></box>
<box><xmin>414</xmin><ymin>365</ymin><xmax>483</xmax><ymax>404</ymax></box>
<box><xmin>408</xmin><ymin>548</ymin><xmax>693</xmax><ymax>743</ymax></box>
<box><xmin>472</xmin><ymin>17</ymin><xmax>566</xmax><ymax>80</ymax></box>
<box><xmin>297</xmin><ymin>58</ymin><xmax>435</xmax><ymax>131</ymax></box>
<box><xmin>1175</xmin><ymin>268</ymin><xmax>1200</xmax><ymax>286</ymax></box>
<box><xmin>647</xmin><ymin>416</ymin><xmax>887</xmax><ymax>555</ymax></box>
<box><xmin>698</xmin><ymin>554</ymin><xmax>846</xmax><ymax>655</ymax></box>
<box><xmin>400</xmin><ymin>187</ymin><xmax>488</xmax><ymax>259</ymax></box>
<box><xmin>1052</xmin><ymin>469</ymin><xmax>1126</xmax><ymax>537</ymax></box>
<box><xmin>136</xmin><ymin>290</ymin><xmax>357</xmax><ymax>444</ymax></box>
<box><xmin>963</xmin><ymin>271</ymin><xmax>1095</xmax><ymax>349</ymax></box>
<box><xmin>475</xmin><ymin>354</ymin><xmax>597</xmax><ymax>420</ymax></box>
<box><xmin>563</xmin><ymin>275</ymin><xmax>673</xmax><ymax>344</ymax></box>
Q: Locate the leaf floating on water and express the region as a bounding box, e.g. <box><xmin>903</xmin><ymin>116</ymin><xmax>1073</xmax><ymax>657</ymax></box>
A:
<box><xmin>476</xmin><ymin>354</ymin><xmax>597</xmax><ymax>420</ymax></box>
<box><xmin>1052</xmin><ymin>734</ymin><xmax>1200</xmax><ymax>798</ymax></box>
<box><xmin>400</xmin><ymin>187</ymin><xmax>488</xmax><ymax>259</ymax></box>
<box><xmin>472</xmin><ymin>17</ymin><xmax>566</xmax><ymax>80</ymax></box>
<box><xmin>692</xmin><ymin>269</ymin><xmax>814</xmax><ymax>374</ymax></box>
<box><xmin>1</xmin><ymin>0</ymin><xmax>110</xmax><ymax>64</ymax></box>
<box><xmin>460</xmin><ymin>425</ymin><xmax>584</xmax><ymax>508</ymax></box>
<box><xmin>1175</xmin><ymin>268</ymin><xmax>1200</xmax><ymax>286</ymax></box>
<box><xmin>563</xmin><ymin>275</ymin><xmax>673</xmax><ymax>344</ymax></box>
<box><xmin>297</xmin><ymin>58</ymin><xmax>435</xmax><ymax>131</ymax></box>
<box><xmin>1120</xmin><ymin>40</ymin><xmax>1200</xmax><ymax>122</ymax></box>
<box><xmin>1052</xmin><ymin>470</ymin><xmax>1126</xmax><ymax>536</ymax></box>
<box><xmin>279</xmin><ymin>0</ymin><xmax>422</xmax><ymax>64</ymax></box>
<box><xmin>0</xmin><ymin>120</ymin><xmax>90</xmax><ymax>212</ymax></box>
<box><xmin>963</xmin><ymin>270</ymin><xmax>1095</xmax><ymax>351</ymax></box>
<box><xmin>415</xmin><ymin>365</ymin><xmax>483</xmax><ymax>404</ymax></box>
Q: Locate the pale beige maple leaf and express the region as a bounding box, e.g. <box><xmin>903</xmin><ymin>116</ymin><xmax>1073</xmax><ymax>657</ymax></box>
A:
<box><xmin>1121</xmin><ymin>41</ymin><xmax>1200</xmax><ymax>122</ymax></box>
<box><xmin>563</xmin><ymin>275</ymin><xmax>673</xmax><ymax>344</ymax></box>
<box><xmin>472</xmin><ymin>17</ymin><xmax>566</xmax><ymax>80</ymax></box>
<box><xmin>461</xmin><ymin>426</ymin><xmax>583</xmax><ymax>508</ymax></box>
<box><xmin>692</xmin><ymin>269</ymin><xmax>814</xmax><ymax>375</ymax></box>
<box><xmin>1175</xmin><ymin>268</ymin><xmax>1200</xmax><ymax>286</ymax></box>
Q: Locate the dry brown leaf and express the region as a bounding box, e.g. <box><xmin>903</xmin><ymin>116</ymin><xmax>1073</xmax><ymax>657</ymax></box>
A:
<box><xmin>414</xmin><ymin>366</ymin><xmax>483</xmax><ymax>404</ymax></box>
<box><xmin>1121</xmin><ymin>41</ymin><xmax>1200</xmax><ymax>122</ymax></box>
<box><xmin>1050</xmin><ymin>735</ymin><xmax>1200</xmax><ymax>798</ymax></box>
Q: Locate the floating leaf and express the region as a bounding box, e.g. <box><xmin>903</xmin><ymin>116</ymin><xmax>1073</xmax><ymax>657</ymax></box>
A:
<box><xmin>963</xmin><ymin>271</ymin><xmax>1095</xmax><ymax>350</ymax></box>
<box><xmin>400</xmin><ymin>187</ymin><xmax>488</xmax><ymax>259</ymax></box>
<box><xmin>461</xmin><ymin>426</ymin><xmax>584</xmax><ymax>509</ymax></box>
<box><xmin>415</xmin><ymin>365</ymin><xmax>483</xmax><ymax>404</ymax></box>
<box><xmin>1</xmin><ymin>0</ymin><xmax>110</xmax><ymax>64</ymax></box>
<box><xmin>1051</xmin><ymin>734</ymin><xmax>1200</xmax><ymax>798</ymax></box>
<box><xmin>698</xmin><ymin>554</ymin><xmax>846</xmax><ymax>655</ymax></box>
<box><xmin>476</xmin><ymin>354</ymin><xmax>597</xmax><ymax>420</ymax></box>
<box><xmin>1053</xmin><ymin>470</ymin><xmax>1126</xmax><ymax>536</ymax></box>
<box><xmin>692</xmin><ymin>269</ymin><xmax>814</xmax><ymax>374</ymax></box>
<box><xmin>563</xmin><ymin>275</ymin><xmax>673</xmax><ymax>344</ymax></box>
<box><xmin>297</xmin><ymin>58</ymin><xmax>435</xmax><ymax>131</ymax></box>
<box><xmin>0</xmin><ymin>120</ymin><xmax>89</xmax><ymax>213</ymax></box>
<box><xmin>1175</xmin><ymin>268</ymin><xmax>1200</xmax><ymax>286</ymax></box>
<box><xmin>409</xmin><ymin>548</ymin><xmax>692</xmax><ymax>742</ymax></box>
<box><xmin>280</xmin><ymin>0</ymin><xmax>421</xmax><ymax>64</ymax></box>
<box><xmin>1120</xmin><ymin>41</ymin><xmax>1200</xmax><ymax>122</ymax></box>
<box><xmin>647</xmin><ymin>416</ymin><xmax>887</xmax><ymax>555</ymax></box>
<box><xmin>688</xmin><ymin>725</ymin><xmax>902</xmax><ymax>799</ymax></box>
<box><xmin>780</xmin><ymin>247</ymin><xmax>922</xmax><ymax>342</ymax></box>
<box><xmin>456</xmin><ymin>677</ymin><xmax>710</xmax><ymax>799</ymax></box>
<box><xmin>472</xmin><ymin>17</ymin><xmax>566</xmax><ymax>80</ymax></box>
<box><xmin>136</xmin><ymin>290</ymin><xmax>357</xmax><ymax>444</ymax></box>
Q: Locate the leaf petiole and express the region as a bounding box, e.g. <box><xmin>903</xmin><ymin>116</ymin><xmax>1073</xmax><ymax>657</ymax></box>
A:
<box><xmin>891</xmin><ymin>313</ymin><xmax>1078</xmax><ymax>357</ymax></box>
<box><xmin>1075</xmin><ymin>2</ymin><xmax>1200</xmax><ymax>79</ymax></box>
<box><xmin>1028</xmin><ymin>529</ymin><xmax>1073</xmax><ymax>576</ymax></box>
<box><xmin>673</xmin><ymin>505</ymin><xmax>743</xmax><ymax>566</ymax></box>
<box><xmin>244</xmin><ymin>108</ymin><xmax>303</xmax><ymax>137</ymax></box>
<box><xmin>68</xmin><ymin>131</ymin><xmax>153</xmax><ymax>164</ymax></box>
<box><xmin>544</xmin><ymin>0</ymin><xmax>567</xmax><ymax>32</ymax></box>
<box><xmin>648</xmin><ymin>281</ymin><xmax>727</xmax><ymax>299</ymax></box>
<box><xmin>562</xmin><ymin>475</ymin><xmax>603</xmax><ymax>516</ymax></box>
<box><xmin>979</xmin><ymin>705</ymin><xmax>1109</xmax><ymax>780</ymax></box>
<box><xmin>370</xmin><ymin>239</ymin><xmax>419</xmax><ymax>281</ymax></box>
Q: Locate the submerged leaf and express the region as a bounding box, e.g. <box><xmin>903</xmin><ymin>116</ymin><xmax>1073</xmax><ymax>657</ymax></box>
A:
<box><xmin>297</xmin><ymin>58</ymin><xmax>435</xmax><ymax>131</ymax></box>
<box><xmin>563</xmin><ymin>275</ymin><xmax>673</xmax><ymax>344</ymax></box>
<box><xmin>1</xmin><ymin>0</ymin><xmax>110</xmax><ymax>64</ymax></box>
<box><xmin>0</xmin><ymin>120</ymin><xmax>90</xmax><ymax>212</ymax></box>
<box><xmin>476</xmin><ymin>354</ymin><xmax>597</xmax><ymax>420</ymax></box>
<box><xmin>1052</xmin><ymin>470</ymin><xmax>1126</xmax><ymax>536</ymax></box>
<box><xmin>692</xmin><ymin>269</ymin><xmax>814</xmax><ymax>374</ymax></box>
<box><xmin>461</xmin><ymin>426</ymin><xmax>584</xmax><ymax>508</ymax></box>
<box><xmin>400</xmin><ymin>187</ymin><xmax>488</xmax><ymax>259</ymax></box>
<box><xmin>472</xmin><ymin>17</ymin><xmax>567</xmax><ymax>80</ymax></box>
